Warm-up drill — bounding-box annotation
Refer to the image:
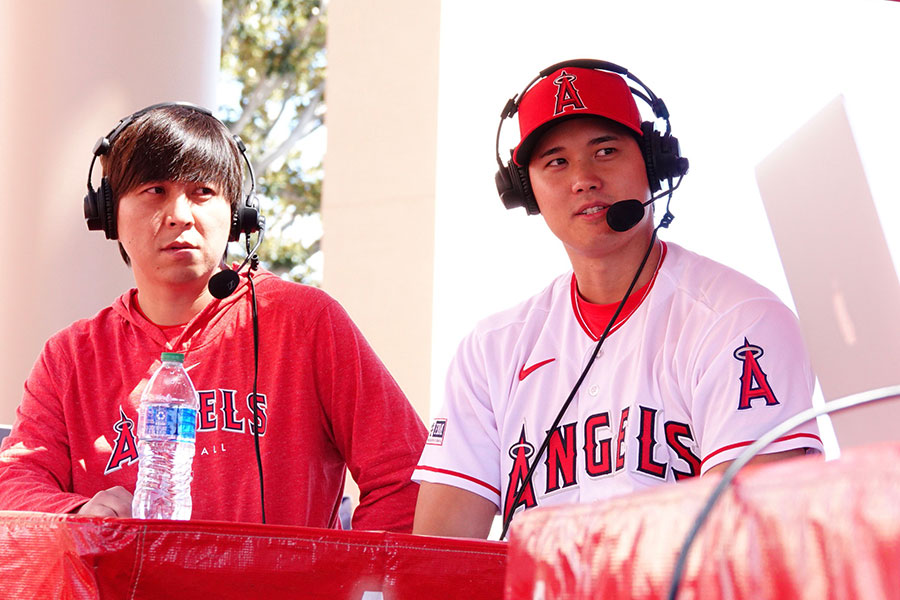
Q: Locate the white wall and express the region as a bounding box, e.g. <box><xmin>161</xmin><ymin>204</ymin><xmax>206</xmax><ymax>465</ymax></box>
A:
<box><xmin>430</xmin><ymin>0</ymin><xmax>900</xmax><ymax>439</ymax></box>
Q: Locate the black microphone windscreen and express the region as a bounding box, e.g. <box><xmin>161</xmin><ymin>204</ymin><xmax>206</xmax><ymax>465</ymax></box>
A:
<box><xmin>208</xmin><ymin>269</ymin><xmax>240</xmax><ymax>299</ymax></box>
<box><xmin>606</xmin><ymin>199</ymin><xmax>645</xmax><ymax>232</ymax></box>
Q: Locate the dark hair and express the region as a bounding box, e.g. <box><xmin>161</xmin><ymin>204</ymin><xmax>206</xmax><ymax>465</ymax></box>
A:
<box><xmin>101</xmin><ymin>105</ymin><xmax>244</xmax><ymax>264</ymax></box>
<box><xmin>523</xmin><ymin>114</ymin><xmax>645</xmax><ymax>167</ymax></box>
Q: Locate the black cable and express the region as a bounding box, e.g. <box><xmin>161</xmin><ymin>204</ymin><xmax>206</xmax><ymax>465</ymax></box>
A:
<box><xmin>499</xmin><ymin>231</ymin><xmax>656</xmax><ymax>539</ymax></box>
<box><xmin>246</xmin><ymin>247</ymin><xmax>266</xmax><ymax>524</ymax></box>
<box><xmin>500</xmin><ymin>186</ymin><xmax>678</xmax><ymax>540</ymax></box>
<box><xmin>666</xmin><ymin>383</ymin><xmax>900</xmax><ymax>600</ymax></box>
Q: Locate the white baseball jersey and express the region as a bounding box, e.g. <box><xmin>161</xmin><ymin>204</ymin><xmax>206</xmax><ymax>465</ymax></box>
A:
<box><xmin>413</xmin><ymin>242</ymin><xmax>823</xmax><ymax>523</ymax></box>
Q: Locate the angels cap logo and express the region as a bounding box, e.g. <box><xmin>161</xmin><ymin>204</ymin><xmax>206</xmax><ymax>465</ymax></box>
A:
<box><xmin>553</xmin><ymin>70</ymin><xmax>588</xmax><ymax>116</ymax></box>
<box><xmin>733</xmin><ymin>338</ymin><xmax>779</xmax><ymax>410</ymax></box>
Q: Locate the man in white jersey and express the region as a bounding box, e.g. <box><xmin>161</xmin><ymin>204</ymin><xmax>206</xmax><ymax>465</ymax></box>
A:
<box><xmin>412</xmin><ymin>60</ymin><xmax>823</xmax><ymax>539</ymax></box>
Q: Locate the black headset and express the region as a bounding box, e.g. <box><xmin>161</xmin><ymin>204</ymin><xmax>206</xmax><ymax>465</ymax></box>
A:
<box><xmin>494</xmin><ymin>59</ymin><xmax>689</xmax><ymax>215</ymax></box>
<box><xmin>83</xmin><ymin>101</ymin><xmax>263</xmax><ymax>242</ymax></box>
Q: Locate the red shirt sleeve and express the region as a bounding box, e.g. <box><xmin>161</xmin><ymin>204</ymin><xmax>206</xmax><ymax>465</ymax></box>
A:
<box><xmin>0</xmin><ymin>338</ymin><xmax>90</xmax><ymax>514</ymax></box>
<box><xmin>308</xmin><ymin>299</ymin><xmax>427</xmax><ymax>533</ymax></box>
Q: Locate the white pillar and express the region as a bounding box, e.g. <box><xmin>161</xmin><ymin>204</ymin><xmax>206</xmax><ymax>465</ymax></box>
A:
<box><xmin>0</xmin><ymin>0</ymin><xmax>222</xmax><ymax>422</ymax></box>
<box><xmin>323</xmin><ymin>0</ymin><xmax>441</xmax><ymax>421</ymax></box>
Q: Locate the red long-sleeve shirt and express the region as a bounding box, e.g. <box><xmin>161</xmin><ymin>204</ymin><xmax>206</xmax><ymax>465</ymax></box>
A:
<box><xmin>0</xmin><ymin>270</ymin><xmax>426</xmax><ymax>531</ymax></box>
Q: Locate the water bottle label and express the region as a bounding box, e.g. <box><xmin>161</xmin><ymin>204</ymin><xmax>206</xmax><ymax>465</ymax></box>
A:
<box><xmin>176</xmin><ymin>407</ymin><xmax>197</xmax><ymax>442</ymax></box>
<box><xmin>141</xmin><ymin>405</ymin><xmax>198</xmax><ymax>442</ymax></box>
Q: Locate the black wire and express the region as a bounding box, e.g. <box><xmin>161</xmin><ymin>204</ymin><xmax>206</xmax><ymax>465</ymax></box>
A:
<box><xmin>500</xmin><ymin>221</ymin><xmax>669</xmax><ymax>540</ymax></box>
<box><xmin>665</xmin><ymin>383</ymin><xmax>900</xmax><ymax>600</ymax></box>
<box><xmin>247</xmin><ymin>267</ymin><xmax>266</xmax><ymax>524</ymax></box>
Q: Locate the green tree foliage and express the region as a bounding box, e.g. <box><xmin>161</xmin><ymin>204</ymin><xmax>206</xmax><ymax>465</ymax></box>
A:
<box><xmin>220</xmin><ymin>0</ymin><xmax>327</xmax><ymax>283</ymax></box>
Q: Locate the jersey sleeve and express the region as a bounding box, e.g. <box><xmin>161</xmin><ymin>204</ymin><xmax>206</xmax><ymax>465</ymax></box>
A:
<box><xmin>0</xmin><ymin>337</ymin><xmax>90</xmax><ymax>514</ymax></box>
<box><xmin>686</xmin><ymin>298</ymin><xmax>824</xmax><ymax>473</ymax></box>
<box><xmin>309</xmin><ymin>298</ymin><xmax>427</xmax><ymax>533</ymax></box>
<box><xmin>413</xmin><ymin>330</ymin><xmax>503</xmax><ymax>509</ymax></box>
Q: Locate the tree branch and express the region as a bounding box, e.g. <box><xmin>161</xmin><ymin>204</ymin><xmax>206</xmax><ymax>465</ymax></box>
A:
<box><xmin>231</xmin><ymin>73</ymin><xmax>288</xmax><ymax>133</ymax></box>
<box><xmin>254</xmin><ymin>84</ymin><xmax>325</xmax><ymax>174</ymax></box>
<box><xmin>221</xmin><ymin>1</ymin><xmax>242</xmax><ymax>49</ymax></box>
<box><xmin>258</xmin><ymin>93</ymin><xmax>292</xmax><ymax>143</ymax></box>
<box><xmin>290</xmin><ymin>3</ymin><xmax>323</xmax><ymax>50</ymax></box>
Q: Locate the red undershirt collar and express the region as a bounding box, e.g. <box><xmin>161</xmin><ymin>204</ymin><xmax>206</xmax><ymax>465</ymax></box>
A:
<box><xmin>132</xmin><ymin>293</ymin><xmax>189</xmax><ymax>342</ymax></box>
<box><xmin>571</xmin><ymin>241</ymin><xmax>667</xmax><ymax>341</ymax></box>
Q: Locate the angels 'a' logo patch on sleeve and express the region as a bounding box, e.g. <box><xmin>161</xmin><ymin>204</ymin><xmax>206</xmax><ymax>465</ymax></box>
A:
<box><xmin>426</xmin><ymin>418</ymin><xmax>447</xmax><ymax>446</ymax></box>
<box><xmin>733</xmin><ymin>337</ymin><xmax>780</xmax><ymax>410</ymax></box>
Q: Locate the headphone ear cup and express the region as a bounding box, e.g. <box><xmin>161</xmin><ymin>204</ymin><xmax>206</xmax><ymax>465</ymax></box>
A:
<box><xmin>515</xmin><ymin>164</ymin><xmax>540</xmax><ymax>215</ymax></box>
<box><xmin>655</xmin><ymin>131</ymin><xmax>689</xmax><ymax>182</ymax></box>
<box><xmin>230</xmin><ymin>205</ymin><xmax>241</xmax><ymax>242</ymax></box>
<box><xmin>84</xmin><ymin>188</ymin><xmax>101</xmax><ymax>233</ymax></box>
<box><xmin>495</xmin><ymin>160</ymin><xmax>540</xmax><ymax>215</ymax></box>
<box><xmin>640</xmin><ymin>122</ymin><xmax>662</xmax><ymax>194</ymax></box>
<box><xmin>494</xmin><ymin>164</ymin><xmax>517</xmax><ymax>208</ymax></box>
<box><xmin>640</xmin><ymin>121</ymin><xmax>689</xmax><ymax>193</ymax></box>
<box><xmin>99</xmin><ymin>177</ymin><xmax>117</xmax><ymax>239</ymax></box>
<box><xmin>230</xmin><ymin>194</ymin><xmax>262</xmax><ymax>242</ymax></box>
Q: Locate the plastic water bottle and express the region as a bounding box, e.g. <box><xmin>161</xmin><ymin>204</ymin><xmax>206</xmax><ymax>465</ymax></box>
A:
<box><xmin>132</xmin><ymin>352</ymin><xmax>199</xmax><ymax>520</ymax></box>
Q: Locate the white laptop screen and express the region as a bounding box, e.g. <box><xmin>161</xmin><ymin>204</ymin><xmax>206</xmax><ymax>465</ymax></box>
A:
<box><xmin>756</xmin><ymin>95</ymin><xmax>900</xmax><ymax>449</ymax></box>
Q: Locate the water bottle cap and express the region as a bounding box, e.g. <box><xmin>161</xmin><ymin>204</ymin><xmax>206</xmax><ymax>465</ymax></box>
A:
<box><xmin>160</xmin><ymin>352</ymin><xmax>185</xmax><ymax>363</ymax></box>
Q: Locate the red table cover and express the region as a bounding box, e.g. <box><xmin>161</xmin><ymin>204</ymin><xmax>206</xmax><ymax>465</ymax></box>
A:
<box><xmin>505</xmin><ymin>442</ymin><xmax>900</xmax><ymax>600</ymax></box>
<box><xmin>0</xmin><ymin>512</ymin><xmax>507</xmax><ymax>599</ymax></box>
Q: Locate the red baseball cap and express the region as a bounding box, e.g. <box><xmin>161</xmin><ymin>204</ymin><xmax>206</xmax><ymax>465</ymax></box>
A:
<box><xmin>513</xmin><ymin>66</ymin><xmax>642</xmax><ymax>166</ymax></box>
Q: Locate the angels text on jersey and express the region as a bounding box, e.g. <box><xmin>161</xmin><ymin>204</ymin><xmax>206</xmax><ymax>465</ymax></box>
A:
<box><xmin>104</xmin><ymin>387</ymin><xmax>269</xmax><ymax>474</ymax></box>
<box><xmin>499</xmin><ymin>336</ymin><xmax>780</xmax><ymax>521</ymax></box>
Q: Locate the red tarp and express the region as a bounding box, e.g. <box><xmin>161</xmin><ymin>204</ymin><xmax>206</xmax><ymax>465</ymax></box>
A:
<box><xmin>0</xmin><ymin>512</ymin><xmax>507</xmax><ymax>599</ymax></box>
<box><xmin>11</xmin><ymin>444</ymin><xmax>900</xmax><ymax>599</ymax></box>
<box><xmin>504</xmin><ymin>441</ymin><xmax>900</xmax><ymax>599</ymax></box>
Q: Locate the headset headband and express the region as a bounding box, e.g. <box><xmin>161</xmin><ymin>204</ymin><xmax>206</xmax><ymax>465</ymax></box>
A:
<box><xmin>84</xmin><ymin>102</ymin><xmax>261</xmax><ymax>241</ymax></box>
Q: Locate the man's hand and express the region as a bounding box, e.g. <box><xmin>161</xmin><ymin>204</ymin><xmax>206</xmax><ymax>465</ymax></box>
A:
<box><xmin>75</xmin><ymin>486</ymin><xmax>133</xmax><ymax>517</ymax></box>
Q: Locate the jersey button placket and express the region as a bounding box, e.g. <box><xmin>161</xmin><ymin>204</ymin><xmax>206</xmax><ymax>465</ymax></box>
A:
<box><xmin>579</xmin><ymin>344</ymin><xmax>603</xmax><ymax>403</ymax></box>
<box><xmin>578</xmin><ymin>344</ymin><xmax>606</xmax><ymax>504</ymax></box>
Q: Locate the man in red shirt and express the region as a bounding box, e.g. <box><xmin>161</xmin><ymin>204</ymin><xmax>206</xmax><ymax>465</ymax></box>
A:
<box><xmin>0</xmin><ymin>103</ymin><xmax>426</xmax><ymax>530</ymax></box>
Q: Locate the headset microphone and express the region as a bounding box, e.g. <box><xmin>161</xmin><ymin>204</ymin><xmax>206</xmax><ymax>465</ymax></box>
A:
<box><xmin>208</xmin><ymin>269</ymin><xmax>241</xmax><ymax>299</ymax></box>
<box><xmin>605</xmin><ymin>199</ymin><xmax>646</xmax><ymax>232</ymax></box>
<box><xmin>605</xmin><ymin>184</ymin><xmax>680</xmax><ymax>232</ymax></box>
<box><xmin>208</xmin><ymin>219</ymin><xmax>266</xmax><ymax>299</ymax></box>
<box><xmin>204</xmin><ymin>203</ymin><xmax>268</xmax><ymax>525</ymax></box>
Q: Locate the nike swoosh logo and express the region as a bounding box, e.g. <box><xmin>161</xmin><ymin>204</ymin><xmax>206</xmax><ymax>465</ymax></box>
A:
<box><xmin>518</xmin><ymin>358</ymin><xmax>556</xmax><ymax>381</ymax></box>
<box><xmin>184</xmin><ymin>362</ymin><xmax>201</xmax><ymax>373</ymax></box>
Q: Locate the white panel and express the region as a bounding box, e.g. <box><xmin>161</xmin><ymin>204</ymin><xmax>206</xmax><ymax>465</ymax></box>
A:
<box><xmin>431</xmin><ymin>0</ymin><xmax>900</xmax><ymax>424</ymax></box>
<box><xmin>0</xmin><ymin>0</ymin><xmax>221</xmax><ymax>421</ymax></box>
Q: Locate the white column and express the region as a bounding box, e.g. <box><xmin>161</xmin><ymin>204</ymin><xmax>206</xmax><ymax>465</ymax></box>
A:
<box><xmin>0</xmin><ymin>0</ymin><xmax>222</xmax><ymax>422</ymax></box>
<box><xmin>322</xmin><ymin>0</ymin><xmax>441</xmax><ymax>421</ymax></box>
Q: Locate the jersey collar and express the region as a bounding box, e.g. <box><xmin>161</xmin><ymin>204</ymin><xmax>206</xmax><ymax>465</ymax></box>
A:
<box><xmin>571</xmin><ymin>241</ymin><xmax>667</xmax><ymax>341</ymax></box>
